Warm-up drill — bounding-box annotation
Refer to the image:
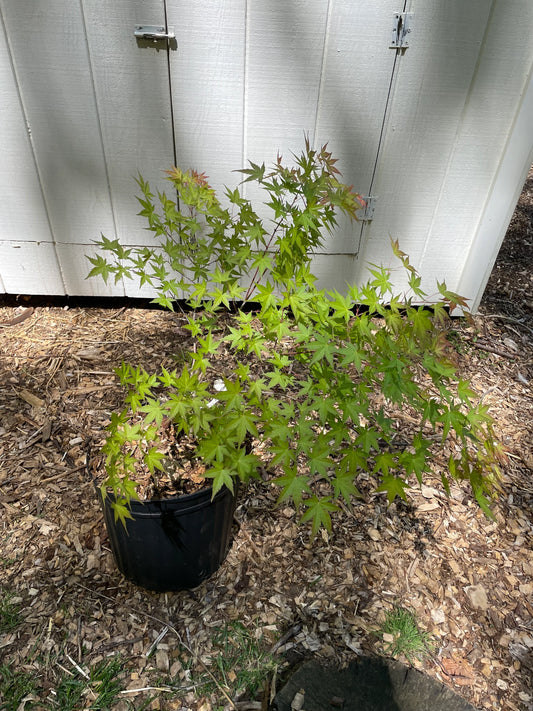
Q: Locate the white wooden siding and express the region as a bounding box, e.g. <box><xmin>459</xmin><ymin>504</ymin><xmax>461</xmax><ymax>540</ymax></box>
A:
<box><xmin>168</xmin><ymin>1</ymin><xmax>246</xmax><ymax>192</ymax></box>
<box><xmin>459</xmin><ymin>43</ymin><xmax>533</xmax><ymax>311</ymax></box>
<box><xmin>0</xmin><ymin>7</ymin><xmax>57</xmax><ymax>293</ymax></box>
<box><xmin>0</xmin><ymin>0</ymin><xmax>532</xmax><ymax>308</ymax></box>
<box><xmin>356</xmin><ymin>0</ymin><xmax>497</xmax><ymax>291</ymax></box>
<box><xmin>314</xmin><ymin>0</ymin><xmax>401</xmax><ymax>255</ymax></box>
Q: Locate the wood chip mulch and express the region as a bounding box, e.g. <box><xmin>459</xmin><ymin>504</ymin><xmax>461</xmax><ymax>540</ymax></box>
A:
<box><xmin>0</xmin><ymin>167</ymin><xmax>532</xmax><ymax>711</ymax></box>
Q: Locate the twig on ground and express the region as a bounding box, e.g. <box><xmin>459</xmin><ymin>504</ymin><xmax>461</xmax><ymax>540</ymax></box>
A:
<box><xmin>479</xmin><ymin>312</ymin><xmax>533</xmax><ymax>336</ymax></box>
<box><xmin>270</xmin><ymin>624</ymin><xmax>302</xmax><ymax>654</ymax></box>
<box><xmin>146</xmin><ymin>625</ymin><xmax>169</xmax><ymax>657</ymax></box>
<box><xmin>468</xmin><ymin>341</ymin><xmax>518</xmax><ymax>358</ymax></box>
<box><xmin>0</xmin><ymin>307</ymin><xmax>34</xmax><ymax>327</ymax></box>
<box><xmin>65</xmin><ymin>652</ymin><xmax>90</xmax><ymax>680</ymax></box>
<box><xmin>121</xmin><ymin>686</ymin><xmax>175</xmax><ymax>694</ymax></box>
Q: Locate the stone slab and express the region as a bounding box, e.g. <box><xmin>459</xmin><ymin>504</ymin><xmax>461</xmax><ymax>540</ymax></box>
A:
<box><xmin>273</xmin><ymin>657</ymin><xmax>478</xmax><ymax>711</ymax></box>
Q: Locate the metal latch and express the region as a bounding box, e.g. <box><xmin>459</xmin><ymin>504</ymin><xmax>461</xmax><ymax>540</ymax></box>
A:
<box><xmin>390</xmin><ymin>12</ymin><xmax>413</xmax><ymax>49</ymax></box>
<box><xmin>134</xmin><ymin>25</ymin><xmax>175</xmax><ymax>41</ymax></box>
<box><xmin>360</xmin><ymin>196</ymin><xmax>377</xmax><ymax>221</ymax></box>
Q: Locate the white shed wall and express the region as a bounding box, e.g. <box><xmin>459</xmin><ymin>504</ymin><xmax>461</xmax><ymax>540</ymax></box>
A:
<box><xmin>0</xmin><ymin>0</ymin><xmax>532</xmax><ymax>309</ymax></box>
<box><xmin>355</xmin><ymin>0</ymin><xmax>533</xmax><ymax>307</ymax></box>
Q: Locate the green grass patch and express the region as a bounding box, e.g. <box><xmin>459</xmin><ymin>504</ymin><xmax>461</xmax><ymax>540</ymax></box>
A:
<box><xmin>53</xmin><ymin>675</ymin><xmax>86</xmax><ymax>710</ymax></box>
<box><xmin>0</xmin><ymin>654</ymin><xmax>127</xmax><ymax>711</ymax></box>
<box><xmin>0</xmin><ymin>665</ymin><xmax>39</xmax><ymax>711</ymax></box>
<box><xmin>377</xmin><ymin>606</ymin><xmax>433</xmax><ymax>665</ymax></box>
<box><xmin>0</xmin><ymin>588</ymin><xmax>22</xmax><ymax>633</ymax></box>
<box><xmin>185</xmin><ymin>621</ymin><xmax>277</xmax><ymax>703</ymax></box>
<box><xmin>86</xmin><ymin>656</ymin><xmax>125</xmax><ymax>710</ymax></box>
<box><xmin>49</xmin><ymin>655</ymin><xmax>126</xmax><ymax>710</ymax></box>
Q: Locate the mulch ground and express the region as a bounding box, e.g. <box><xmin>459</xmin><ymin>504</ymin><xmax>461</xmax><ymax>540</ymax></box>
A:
<box><xmin>0</xmin><ymin>167</ymin><xmax>532</xmax><ymax>710</ymax></box>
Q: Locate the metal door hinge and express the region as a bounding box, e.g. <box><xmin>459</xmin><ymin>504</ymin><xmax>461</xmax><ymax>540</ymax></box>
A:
<box><xmin>134</xmin><ymin>25</ymin><xmax>175</xmax><ymax>41</ymax></box>
<box><xmin>360</xmin><ymin>196</ymin><xmax>377</xmax><ymax>222</ymax></box>
<box><xmin>390</xmin><ymin>12</ymin><xmax>413</xmax><ymax>49</ymax></box>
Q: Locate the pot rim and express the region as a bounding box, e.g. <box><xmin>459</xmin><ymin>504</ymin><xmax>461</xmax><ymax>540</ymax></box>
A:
<box><xmin>85</xmin><ymin>446</ymin><xmax>235</xmax><ymax>507</ymax></box>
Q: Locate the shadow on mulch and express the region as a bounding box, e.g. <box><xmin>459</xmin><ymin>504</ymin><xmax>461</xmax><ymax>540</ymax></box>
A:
<box><xmin>274</xmin><ymin>657</ymin><xmax>478</xmax><ymax>711</ymax></box>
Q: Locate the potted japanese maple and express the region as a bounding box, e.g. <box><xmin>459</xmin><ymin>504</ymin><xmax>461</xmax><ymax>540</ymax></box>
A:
<box><xmin>88</xmin><ymin>140</ymin><xmax>503</xmax><ymax>591</ymax></box>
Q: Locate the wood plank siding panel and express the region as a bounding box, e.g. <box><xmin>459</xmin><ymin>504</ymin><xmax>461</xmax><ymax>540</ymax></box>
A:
<box><xmin>460</xmin><ymin>54</ymin><xmax>533</xmax><ymax>311</ymax></box>
<box><xmin>167</xmin><ymin>1</ymin><xmax>246</xmax><ymax>196</ymax></box>
<box><xmin>241</xmin><ymin>0</ymin><xmax>329</xmax><ymax>223</ymax></box>
<box><xmin>0</xmin><ymin>0</ymin><xmax>117</xmax><ymax>295</ymax></box>
<box><xmin>313</xmin><ymin>0</ymin><xmax>401</xmax><ymax>258</ymax></box>
<box><xmin>239</xmin><ymin>0</ymin><xmax>399</xmax><ymax>284</ymax></box>
<box><xmin>442</xmin><ymin>0</ymin><xmax>533</xmax><ymax>309</ymax></box>
<box><xmin>0</xmin><ymin>6</ymin><xmax>61</xmax><ymax>293</ymax></box>
<box><xmin>0</xmin><ymin>1</ymin><xmax>532</xmax><ymax>302</ymax></box>
<box><xmin>356</xmin><ymin>0</ymin><xmax>533</xmax><ymax>304</ymax></box>
<box><xmin>355</xmin><ymin>0</ymin><xmax>494</xmax><ymax>293</ymax></box>
<box><xmin>419</xmin><ymin>0</ymin><xmax>533</xmax><ymax>304</ymax></box>
<box><xmin>81</xmin><ymin>0</ymin><xmax>176</xmax><ymax>297</ymax></box>
<box><xmin>0</xmin><ymin>242</ymin><xmax>64</xmax><ymax>294</ymax></box>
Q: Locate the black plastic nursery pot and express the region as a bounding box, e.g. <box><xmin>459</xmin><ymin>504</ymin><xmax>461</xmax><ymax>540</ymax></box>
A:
<box><xmin>98</xmin><ymin>484</ymin><xmax>237</xmax><ymax>592</ymax></box>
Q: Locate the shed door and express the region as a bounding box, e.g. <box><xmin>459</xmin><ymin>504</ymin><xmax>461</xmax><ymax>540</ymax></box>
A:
<box><xmin>0</xmin><ymin>0</ymin><xmax>406</xmax><ymax>296</ymax></box>
<box><xmin>167</xmin><ymin>0</ymin><xmax>407</xmax><ymax>291</ymax></box>
<box><xmin>0</xmin><ymin>0</ymin><xmax>177</xmax><ymax>296</ymax></box>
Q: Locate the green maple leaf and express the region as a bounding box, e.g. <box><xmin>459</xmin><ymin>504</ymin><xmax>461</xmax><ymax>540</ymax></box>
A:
<box><xmin>111</xmin><ymin>500</ymin><xmax>134</xmax><ymax>528</ymax></box>
<box><xmin>339</xmin><ymin>343</ymin><xmax>363</xmax><ymax>370</ymax></box>
<box><xmin>436</xmin><ymin>281</ymin><xmax>470</xmax><ymax>314</ymax></box>
<box><xmin>333</xmin><ymin>469</ymin><xmax>362</xmax><ymax>504</ymax></box>
<box><xmin>270</xmin><ymin>440</ymin><xmax>294</xmax><ymax>468</ymax></box>
<box><xmin>440</xmin><ymin>407</ymin><xmax>466</xmax><ymax>440</ymax></box>
<box><xmin>266</xmin><ymin>369</ymin><xmax>291</xmax><ymax>389</ymax></box>
<box><xmin>314</xmin><ymin>395</ymin><xmax>339</xmax><ymax>422</ymax></box>
<box><xmin>265</xmin><ymin>404</ymin><xmax>294</xmax><ymax>438</ymax></box>
<box><xmin>252</xmin><ymin>255</ymin><xmax>274</xmax><ymax>279</ymax></box>
<box><xmin>227</xmin><ymin>410</ymin><xmax>258</xmax><ymax>441</ymax></box>
<box><xmin>457</xmin><ymin>379</ymin><xmax>477</xmax><ymax>405</ymax></box>
<box><xmin>86</xmin><ymin>253</ymin><xmax>112</xmax><ymax>283</ymax></box>
<box><xmin>204</xmin><ymin>466</ymin><xmax>235</xmax><ymax>497</ymax></box>
<box><xmin>377</xmin><ymin>474</ymin><xmax>410</xmax><ymax>503</ymax></box>
<box><xmin>140</xmin><ymin>398</ymin><xmax>165</xmax><ymax>427</ymax></box>
<box><xmin>407</xmin><ymin>269</ymin><xmax>424</xmax><ymax>298</ymax></box>
<box><xmin>367</xmin><ymin>264</ymin><xmax>392</xmax><ymax>295</ymax></box>
<box><xmin>300</xmin><ymin>496</ymin><xmax>339</xmax><ymax>537</ymax></box>
<box><xmin>381</xmin><ymin>364</ymin><xmax>407</xmax><ymax>404</ymax></box>
<box><xmin>120</xmin><ymin>421</ymin><xmax>143</xmax><ymax>442</ymax></box>
<box><xmin>473</xmin><ymin>485</ymin><xmax>495</xmax><ymax>520</ymax></box>
<box><xmin>228</xmin><ymin>448</ymin><xmax>259</xmax><ymax>480</ymax></box>
<box><xmin>198</xmin><ymin>437</ymin><xmax>229</xmax><ymax>463</ymax></box>
<box><xmin>340</xmin><ymin>396</ymin><xmax>365</xmax><ymax>424</ymax></box>
<box><xmin>306</xmin><ymin>334</ymin><xmax>335</xmax><ymax>366</ymax></box>
<box><xmin>355</xmin><ymin>427</ymin><xmax>380</xmax><ymax>454</ymax></box>
<box><xmin>238</xmin><ymin>161</ymin><xmax>266</xmax><ymax>184</ymax></box>
<box><xmin>399</xmin><ymin>435</ymin><xmax>431</xmax><ymax>484</ymax></box>
<box><xmin>328</xmin><ymin>290</ymin><xmax>353</xmax><ymax>323</ymax></box>
<box><xmin>274</xmin><ymin>470</ymin><xmax>311</xmax><ymax>510</ymax></box>
<box><xmin>144</xmin><ymin>447</ymin><xmax>165</xmax><ymax>474</ymax></box>
<box><xmin>339</xmin><ymin>448</ymin><xmax>368</xmax><ymax>474</ymax></box>
<box><xmin>308</xmin><ymin>436</ymin><xmax>333</xmax><ymax>477</ymax></box>
<box><xmin>373</xmin><ymin>451</ymin><xmax>397</xmax><ymax>477</ymax></box>
<box><xmin>120</xmin><ymin>477</ymin><xmax>140</xmax><ymax>502</ymax></box>
<box><xmin>216</xmin><ymin>379</ymin><xmax>244</xmax><ymax>411</ymax></box>
<box><xmin>466</xmin><ymin>404</ymin><xmax>492</xmax><ymax>430</ymax></box>
<box><xmin>411</xmin><ymin>308</ymin><xmax>433</xmax><ymax>340</ymax></box>
<box><xmin>197</xmin><ymin>331</ymin><xmax>219</xmax><ymax>355</ymax></box>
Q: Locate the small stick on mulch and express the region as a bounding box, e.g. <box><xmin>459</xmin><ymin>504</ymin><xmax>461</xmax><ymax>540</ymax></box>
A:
<box><xmin>468</xmin><ymin>341</ymin><xmax>519</xmax><ymax>358</ymax></box>
<box><xmin>0</xmin><ymin>307</ymin><xmax>34</xmax><ymax>327</ymax></box>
